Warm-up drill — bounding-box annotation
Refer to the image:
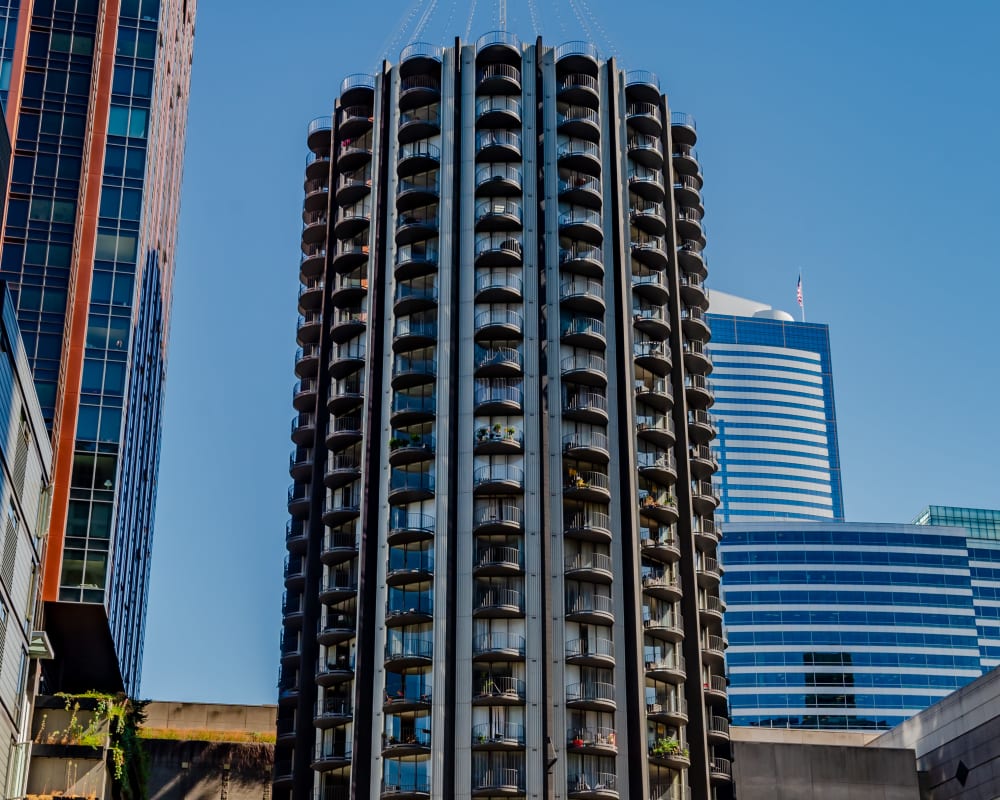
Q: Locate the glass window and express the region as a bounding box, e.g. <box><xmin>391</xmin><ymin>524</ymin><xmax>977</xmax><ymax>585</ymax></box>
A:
<box><xmin>108</xmin><ymin>105</ymin><xmax>129</xmax><ymax>137</ymax></box>
<box><xmin>127</xmin><ymin>108</ymin><xmax>148</xmax><ymax>138</ymax></box>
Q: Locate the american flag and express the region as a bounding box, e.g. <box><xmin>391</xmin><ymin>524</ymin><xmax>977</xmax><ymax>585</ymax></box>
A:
<box><xmin>796</xmin><ymin>274</ymin><xmax>803</xmax><ymax>307</ymax></box>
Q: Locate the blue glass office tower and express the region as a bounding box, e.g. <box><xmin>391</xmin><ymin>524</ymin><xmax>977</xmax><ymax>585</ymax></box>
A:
<box><xmin>706</xmin><ymin>292</ymin><xmax>843</xmax><ymax>523</ymax></box>
<box><xmin>721</xmin><ymin>521</ymin><xmax>983</xmax><ymax>731</ymax></box>
<box><xmin>914</xmin><ymin>506</ymin><xmax>1000</xmax><ymax>672</ymax></box>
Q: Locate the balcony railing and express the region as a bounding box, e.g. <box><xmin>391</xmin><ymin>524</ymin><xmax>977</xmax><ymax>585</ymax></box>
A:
<box><xmin>473</xmin><ymin>722</ymin><xmax>525</xmax><ymax>746</ymax></box>
<box><xmin>565</xmin><ymin>636</ymin><xmax>614</xmax><ymax>660</ymax></box>
<box><xmin>472</xmin><ymin>632</ymin><xmax>525</xmax><ymax>657</ymax></box>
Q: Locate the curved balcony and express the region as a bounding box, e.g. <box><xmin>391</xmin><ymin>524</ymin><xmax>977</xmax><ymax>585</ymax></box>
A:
<box><xmin>385</xmin><ymin>637</ymin><xmax>433</xmax><ymax>669</ymax></box>
<box><xmin>392</xmin><ymin>355</ymin><xmax>437</xmax><ymax>389</ymax></box>
<box><xmin>625</xmin><ymin>68</ymin><xmax>660</xmax><ymax>102</ymax></box>
<box><xmin>645</xmin><ymin>653</ymin><xmax>685</xmax><ymax>684</ymax></box>
<box><xmin>477</xmin><ymin>28</ymin><xmax>521</xmax><ymax>56</ymax></box>
<box><xmin>684</xmin><ymin>340</ymin><xmax>713</xmax><ymax>374</ymax></box>
<box><xmin>388</xmin><ymin>511</ymin><xmax>435</xmax><ymax>546</ymax></box>
<box><xmin>473</xmin><ymin>586</ymin><xmax>524</xmax><ymax>618</ymax></box>
<box><xmin>337</xmin><ymin>134</ymin><xmax>373</xmax><ymax>174</ymax></box>
<box><xmin>694</xmin><ymin>518</ymin><xmax>721</xmax><ymax>550</ymax></box>
<box><xmin>565</xmin><ymin>636</ymin><xmax>615</xmax><ymax>669</ymax></box>
<box><xmin>311</xmin><ymin>742</ymin><xmax>352</xmax><ymax>771</ymax></box>
<box><xmin>562</xmin><ymin>431</ymin><xmax>609</xmax><ymax>463</ymax></box>
<box><xmin>388</xmin><ymin>436</ymin><xmax>434</xmax><ymax>468</ymax></box>
<box><xmin>472</xmin><ymin>632</ymin><xmax>525</xmax><ymax>662</ymax></box>
<box><xmin>474</xmin><ymin>425</ymin><xmax>522</xmax><ymax>455</ymax></box>
<box><xmin>635</xmin><ymin>376</ymin><xmax>672</xmax><ymax>413</ymax></box>
<box><xmin>386</xmin><ymin>547</ymin><xmax>434</xmax><ymax>586</ymax></box>
<box><xmin>300</xmin><ymin>242</ymin><xmax>327</xmax><ymax>280</ymax></box>
<box><xmin>705</xmin><ymin>675</ymin><xmax>729</xmax><ymax>707</ymax></box>
<box><xmin>644</xmin><ymin>611</ymin><xmax>684</xmax><ymax>642</ymax></box>
<box><xmin>475</xmin><ymin>233</ymin><xmax>522</xmax><ymax>267</ymax></box>
<box><xmin>303</xmin><ymin>178</ymin><xmax>328</xmax><ymax>212</ymax></box>
<box><xmin>331</xmin><ymin>236</ymin><xmax>369</xmax><ymax>273</ymax></box>
<box><xmin>703</xmin><ymin>637</ymin><xmax>727</xmax><ymax>667</ymax></box>
<box><xmin>383</xmin><ymin>688</ymin><xmax>433</xmax><ymax>715</ymax></box>
<box><xmin>640</xmin><ymin>530</ymin><xmax>680</xmax><ymax>563</ymax></box>
<box><xmin>648</xmin><ymin>737</ymin><xmax>690</xmax><ymax>771</ymax></box>
<box><xmin>629</xmin><ymin>166</ymin><xmax>665</xmax><ymax>203</ymax></box>
<box><xmin>632</xmin><ymin>306</ymin><xmax>669</xmax><ymax>339</ymax></box>
<box><xmin>697</xmin><ymin>555</ymin><xmax>723</xmax><ymax>587</ymax></box>
<box><xmin>563</xmin><ymin>389</ymin><xmax>608</xmax><ymax>424</ymax></box>
<box><xmin>305</xmin><ymin>151</ymin><xmax>330</xmax><ymax>188</ymax></box>
<box><xmin>636</xmin><ymin>413</ymin><xmax>674</xmax><ymax>449</ymax></box>
<box><xmin>319</xmin><ymin>573</ymin><xmax>358</xmax><ymax>604</ymax></box>
<box><xmin>677</xmin><ymin>240</ymin><xmax>708</xmax><ymax>278</ymax></box>
<box><xmin>685</xmin><ymin>375</ymin><xmax>715</xmax><ymax>410</ymax></box>
<box><xmin>334</xmin><ymin>201</ymin><xmax>371</xmax><ymax>240</ymax></box>
<box><xmin>321</xmin><ymin>532</ymin><xmax>359</xmax><ymax>565</ymax></box>
<box><xmin>628</xmin><ymin>133</ymin><xmax>664</xmax><ymax>169</ymax></box>
<box><xmin>557</xmin><ymin>72</ymin><xmax>600</xmax><ymax>107</ymax></box>
<box><xmin>710</xmin><ymin>756</ymin><xmax>733</xmax><ymax>783</ymax></box>
<box><xmin>474</xmin><ymin>380</ymin><xmax>522</xmax><ymax>415</ymax></box>
<box><xmin>476</xmin><ymin>129</ymin><xmax>522</xmax><ymax>161</ymax></box>
<box><xmin>688</xmin><ymin>409</ymin><xmax>716</xmax><ymax>443</ymax></box>
<box><xmin>641</xmin><ymin>570</ymin><xmax>682</xmax><ymax>602</ymax></box>
<box><xmin>563</xmin><ymin>470</ymin><xmax>610</xmax><ymax>502</ymax></box>
<box><xmin>560</xmin><ymin>279</ymin><xmax>605</xmax><ymax>318</ymax></box>
<box><xmin>559</xmin><ymin>208</ymin><xmax>603</xmax><ymax>244</ymax></box>
<box><xmin>390</xmin><ymin>392</ymin><xmax>435</xmax><ymax>427</ymax></box>
<box><xmin>396</xmin><ymin>242</ymin><xmax>438</xmax><ymax>280</ymax></box>
<box><xmin>647</xmin><ymin>693</ymin><xmax>688</xmax><ymax>726</ymax></box>
<box><xmin>298</xmin><ymin>277</ymin><xmax>325</xmax><ymax>312</ymax></box>
<box><xmin>632</xmin><ymin>267</ymin><xmax>669</xmax><ymax>305</ymax></box>
<box><xmin>286</xmin><ymin>519</ymin><xmax>307</xmax><ymax>551</ymax></box>
<box><xmin>557</xmin><ymin>105</ymin><xmax>600</xmax><ymax>141</ymax></box>
<box><xmin>559</xmin><ymin>244</ymin><xmax>603</xmax><ymax>280</ymax></box>
<box><xmin>399</xmin><ymin>73</ymin><xmax>441</xmax><ymax>112</ymax></box>
<box><xmin>681</xmin><ymin>306</ymin><xmax>711</xmax><ymax>342</ymax></box>
<box><xmin>398</xmin><ymin>141</ymin><xmax>440</xmax><ymax>178</ymax></box>
<box><xmin>338</xmin><ymin>102</ymin><xmax>373</xmax><ymax>139</ymax></box>
<box><xmin>394</xmin><ymin>284</ymin><xmax>437</xmax><ymax>320</ymax></box>
<box><xmin>471</xmin><ymin>767</ymin><xmax>525</xmax><ymax>797</ymax></box>
<box><xmin>330</xmin><ymin>308</ymin><xmax>366</xmax><ymax>343</ymax></box>
<box><xmin>564</xmin><ymin>551</ymin><xmax>613</xmax><ymax>583</ymax></box>
<box><xmin>290</xmin><ymin>412</ymin><xmax>316</xmax><ymax>447</ymax></box>
<box><xmin>634</xmin><ymin>340</ymin><xmax>672</xmax><ymax>375</ymax></box>
<box><xmin>699</xmin><ymin>593</ymin><xmax>726</xmax><ymax>625</ymax></box>
<box><xmin>315</xmin><ymin>653</ymin><xmax>355</xmax><ymax>682</ymax></box>
<box><xmin>473</xmin><ymin>722</ymin><xmax>525</xmax><ymax>752</ymax></box>
<box><xmin>558</xmin><ymin>173</ymin><xmax>602</xmax><ymax>210</ymax></box>
<box><xmin>638</xmin><ymin>452</ymin><xmax>677</xmax><ymax>486</ymax></box>
<box><xmin>397</xmin><ymin>175</ymin><xmax>439</xmax><ymax>213</ymax></box>
<box><xmin>676</xmin><ymin>206</ymin><xmax>705</xmax><ymax>244</ymax></box>
<box><xmin>386</xmin><ymin>595</ymin><xmax>434</xmax><ymax>627</ymax></box>
<box><xmin>566</xmin><ymin>681</ymin><xmax>615</xmax><ymax>712</ymax></box>
<box><xmin>673</xmin><ymin>172</ymin><xmax>703</xmax><ymax>208</ymax></box>
<box><xmin>340</xmin><ymin>71</ymin><xmax>376</xmax><ymax>104</ymax></box>
<box><xmin>476</xmin><ymin>164</ymin><xmax>522</xmax><ymax>197</ymax></box>
<box><xmin>398</xmin><ymin>105</ymin><xmax>440</xmax><ymax>145</ymax></box>
<box><xmin>631</xmin><ymin>234</ymin><xmax>668</xmax><ymax>270</ymax></box>
<box><xmin>328</xmin><ymin>376</ymin><xmax>364</xmax><ymax>414</ymax></box>
<box><xmin>631</xmin><ymin>199</ymin><xmax>667</xmax><ymax>237</ymax></box>
<box><xmin>627</xmin><ymin>101</ymin><xmax>662</xmax><ymax>136</ymax></box>
<box><xmin>474</xmin><ymin>545</ymin><xmax>523</xmax><ymax>577</ymax></box>
<box><xmin>555</xmin><ymin>39</ymin><xmax>599</xmax><ymax>70</ymax></box>
<box><xmin>473</xmin><ymin>502</ymin><xmax>523</xmax><ymax>535</ymax></box>
<box><xmin>330</xmin><ymin>272</ymin><xmax>368</xmax><ymax>305</ymax></box>
<box><xmin>561</xmin><ymin>354</ymin><xmax>607</xmax><ymax>387</ymax></box>
<box><xmin>670</xmin><ymin>111</ymin><xmax>697</xmax><ymax>146</ymax></box>
<box><xmin>329</xmin><ymin>343</ymin><xmax>365</xmax><ymax>379</ymax></box>
<box><xmin>561</xmin><ymin>316</ymin><xmax>606</xmax><ymax>349</ymax></box>
<box><xmin>568</xmin><ymin>727</ymin><xmax>618</xmax><ymax>757</ymax></box>
<box><xmin>396</xmin><ymin>208</ymin><xmax>438</xmax><ymax>247</ymax></box>
<box><xmin>477</xmin><ymin>60</ymin><xmax>521</xmax><ymax>94</ymax></box>
<box><xmin>564</xmin><ymin>510</ymin><xmax>611</xmax><ymax>544</ymax></box>
<box><xmin>708</xmin><ymin>714</ymin><xmax>731</xmax><ymax>744</ymax></box>
<box><xmin>323</xmin><ymin>496</ymin><xmax>360</xmax><ymax>526</ymax></box>
<box><xmin>638</xmin><ymin>492</ymin><xmax>678</xmax><ymax>525</ymax></box>
<box><xmin>284</xmin><ymin>555</ymin><xmax>305</xmax><ymax>588</ymax></box>
<box><xmin>474</xmin><ymin>308</ymin><xmax>523</xmax><ymax>340</ymax></box>
<box><xmin>565</xmin><ymin>593</ymin><xmax>614</xmax><ymax>625</ymax></box>
<box><xmin>296</xmin><ymin>312</ymin><xmax>324</xmax><ymax>349</ymax></box>
<box><xmin>473</xmin><ymin>464</ymin><xmax>525</xmax><ymax>495</ymax></box>
<box><xmin>325</xmin><ymin>453</ymin><xmax>361</xmax><ymax>489</ymax></box>
<box><xmin>393</xmin><ymin>317</ymin><xmax>437</xmax><ymax>352</ymax></box>
<box><xmin>568</xmin><ymin>772</ymin><xmax>619</xmax><ymax>800</ymax></box>
<box><xmin>306</xmin><ymin>115</ymin><xmax>333</xmax><ymax>154</ymax></box>
<box><xmin>476</xmin><ymin>94</ymin><xmax>522</xmax><ymax>127</ymax></box>
<box><xmin>558</xmin><ymin>138</ymin><xmax>601</xmax><ymax>175</ymax></box>
<box><xmin>473</xmin><ymin>676</ymin><xmax>526</xmax><ymax>705</ymax></box>
<box><xmin>679</xmin><ymin>272</ymin><xmax>709</xmax><ymax>310</ymax></box>
<box><xmin>302</xmin><ymin>209</ymin><xmax>328</xmax><ymax>244</ymax></box>
<box><xmin>476</xmin><ymin>198</ymin><xmax>523</xmax><ymax>232</ymax></box>
<box><xmin>475</xmin><ymin>345</ymin><xmax>522</xmax><ymax>379</ymax></box>
<box><xmin>294</xmin><ymin>343</ymin><xmax>321</xmax><ymax>379</ymax></box>
<box><xmin>672</xmin><ymin>143</ymin><xmax>701</xmax><ymax>177</ymax></box>
<box><xmin>326</xmin><ymin>414</ymin><xmax>363</xmax><ymax>449</ymax></box>
<box><xmin>400</xmin><ymin>39</ymin><xmax>442</xmax><ymax>70</ymax></box>
<box><xmin>388</xmin><ymin>469</ymin><xmax>435</xmax><ymax>504</ymax></box>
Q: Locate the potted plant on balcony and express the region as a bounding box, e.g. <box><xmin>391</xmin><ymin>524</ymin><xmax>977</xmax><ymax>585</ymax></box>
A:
<box><xmin>410</xmin><ymin>433</ymin><xmax>422</xmax><ymax>447</ymax></box>
<box><xmin>505</xmin><ymin>426</ymin><xmax>516</xmax><ymax>440</ymax></box>
<box><xmin>492</xmin><ymin>423</ymin><xmax>503</xmax><ymax>440</ymax></box>
<box><xmin>477</xmin><ymin>426</ymin><xmax>489</xmax><ymax>442</ymax></box>
<box><xmin>572</xmin><ymin>734</ymin><xmax>584</xmax><ymax>748</ymax></box>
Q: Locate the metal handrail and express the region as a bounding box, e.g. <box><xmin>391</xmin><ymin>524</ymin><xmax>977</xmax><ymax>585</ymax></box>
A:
<box><xmin>476</xmin><ymin>129</ymin><xmax>522</xmax><ymax>151</ymax></box>
<box><xmin>565</xmin><ymin>636</ymin><xmax>614</xmax><ymax>659</ymax></box>
<box><xmin>476</xmin><ymin>199</ymin><xmax>523</xmax><ymax>223</ymax></box>
<box><xmin>473</xmin><ymin>502</ymin><xmax>523</xmax><ymax>528</ymax></box>
<box><xmin>473</xmin><ymin>464</ymin><xmax>525</xmax><ymax>487</ymax></box>
<box><xmin>564</xmin><ymin>470</ymin><xmax>610</xmax><ymax>491</ymax></box>
<box><xmin>558</xmin><ymin>73</ymin><xmax>599</xmax><ymax>93</ymax></box>
<box><xmin>566</xmin><ymin>681</ymin><xmax>615</xmax><ymax>702</ymax></box>
<box><xmin>558</xmin><ymin>138</ymin><xmax>600</xmax><ymax>159</ymax></box>
<box><xmin>399</xmin><ymin>41</ymin><xmax>442</xmax><ymax>62</ymax></box>
<box><xmin>477</xmin><ymin>63</ymin><xmax>521</xmax><ymax>84</ymax></box>
<box><xmin>561</xmin><ymin>353</ymin><xmax>607</xmax><ymax>374</ymax></box>
<box><xmin>476</xmin><ymin>545</ymin><xmax>522</xmax><ymax>570</ymax></box>
<box><xmin>554</xmin><ymin>40</ymin><xmax>600</xmax><ymax>61</ymax></box>
<box><xmin>475</xmin><ymin>308</ymin><xmax>523</xmax><ymax>331</ymax></box>
<box><xmin>565</xmin><ymin>510</ymin><xmax>611</xmax><ymax>532</ymax></box>
<box><xmin>566</xmin><ymin>593</ymin><xmax>613</xmax><ymax>616</ymax></box>
<box><xmin>472</xmin><ymin>631</ymin><xmax>525</xmax><ymax>656</ymax></box>
<box><xmin>339</xmin><ymin>73</ymin><xmax>376</xmax><ymax>94</ymax></box>
<box><xmin>307</xmin><ymin>116</ymin><xmax>332</xmax><ymax>135</ymax></box>
<box><xmin>476</xmin><ymin>95</ymin><xmax>522</xmax><ymax>117</ymax></box>
<box><xmin>476</xmin><ymin>30</ymin><xmax>521</xmax><ymax>51</ymax></box>
<box><xmin>475</xmin><ymin>586</ymin><xmax>523</xmax><ymax>611</ymax></box>
<box><xmin>626</xmin><ymin>69</ymin><xmax>660</xmax><ymax>89</ymax></box>
<box><xmin>565</xmin><ymin>552</ymin><xmax>613</xmax><ymax>573</ymax></box>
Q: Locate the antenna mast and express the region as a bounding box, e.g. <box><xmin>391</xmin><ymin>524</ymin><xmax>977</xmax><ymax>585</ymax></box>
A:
<box><xmin>499</xmin><ymin>0</ymin><xmax>506</xmax><ymax>29</ymax></box>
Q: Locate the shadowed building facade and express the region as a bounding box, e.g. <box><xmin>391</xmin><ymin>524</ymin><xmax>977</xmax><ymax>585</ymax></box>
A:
<box><xmin>279</xmin><ymin>33</ymin><xmax>732</xmax><ymax>800</ymax></box>
<box><xmin>0</xmin><ymin>0</ymin><xmax>196</xmax><ymax>694</ymax></box>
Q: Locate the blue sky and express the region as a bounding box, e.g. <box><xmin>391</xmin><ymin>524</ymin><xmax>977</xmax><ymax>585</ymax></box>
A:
<box><xmin>140</xmin><ymin>0</ymin><xmax>1000</xmax><ymax>703</ymax></box>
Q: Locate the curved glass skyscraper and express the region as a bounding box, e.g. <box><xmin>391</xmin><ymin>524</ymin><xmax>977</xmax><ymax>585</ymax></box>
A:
<box><xmin>278</xmin><ymin>33</ymin><xmax>734</xmax><ymax>800</ymax></box>
<box><xmin>722</xmin><ymin>521</ymin><xmax>983</xmax><ymax>731</ymax></box>
<box><xmin>706</xmin><ymin>292</ymin><xmax>843</xmax><ymax>523</ymax></box>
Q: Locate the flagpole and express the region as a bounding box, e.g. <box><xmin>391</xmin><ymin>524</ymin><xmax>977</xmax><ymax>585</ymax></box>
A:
<box><xmin>801</xmin><ymin>272</ymin><xmax>805</xmax><ymax>322</ymax></box>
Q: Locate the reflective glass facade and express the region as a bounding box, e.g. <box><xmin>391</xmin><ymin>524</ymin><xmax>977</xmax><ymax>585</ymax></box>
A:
<box><xmin>721</xmin><ymin>522</ymin><xmax>983</xmax><ymax>731</ymax></box>
<box><xmin>0</xmin><ymin>0</ymin><xmax>195</xmax><ymax>693</ymax></box>
<box><xmin>915</xmin><ymin>505</ymin><xmax>1000</xmax><ymax>671</ymax></box>
<box><xmin>706</xmin><ymin>306</ymin><xmax>843</xmax><ymax>523</ymax></box>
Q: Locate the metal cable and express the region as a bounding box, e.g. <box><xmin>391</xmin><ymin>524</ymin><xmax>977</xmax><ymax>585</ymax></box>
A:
<box><xmin>464</xmin><ymin>0</ymin><xmax>479</xmax><ymax>41</ymax></box>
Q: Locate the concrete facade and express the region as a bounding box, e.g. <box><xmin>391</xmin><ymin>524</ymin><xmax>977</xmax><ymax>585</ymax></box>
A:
<box><xmin>873</xmin><ymin>666</ymin><xmax>1000</xmax><ymax>800</ymax></box>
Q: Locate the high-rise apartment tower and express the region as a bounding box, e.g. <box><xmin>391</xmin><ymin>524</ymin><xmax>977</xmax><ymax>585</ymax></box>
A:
<box><xmin>0</xmin><ymin>0</ymin><xmax>196</xmax><ymax>693</ymax></box>
<box><xmin>279</xmin><ymin>34</ymin><xmax>732</xmax><ymax>800</ymax></box>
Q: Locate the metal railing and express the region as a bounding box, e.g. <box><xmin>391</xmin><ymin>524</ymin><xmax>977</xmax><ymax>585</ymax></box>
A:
<box><xmin>475</xmin><ymin>345</ymin><xmax>522</xmax><ymax>371</ymax></box>
<box><xmin>476</xmin><ymin>545</ymin><xmax>522</xmax><ymax>570</ymax></box>
<box><xmin>475</xmin><ymin>586</ymin><xmax>523</xmax><ymax>611</ymax></box>
<box><xmin>566</xmin><ymin>681</ymin><xmax>615</xmax><ymax>703</ymax></box>
<box><xmin>473</xmin><ymin>464</ymin><xmax>525</xmax><ymax>488</ymax></box>
<box><xmin>561</xmin><ymin>353</ymin><xmax>607</xmax><ymax>374</ymax></box>
<box><xmin>472</xmin><ymin>631</ymin><xmax>525</xmax><ymax>656</ymax></box>
<box><xmin>569</xmin><ymin>772</ymin><xmax>617</xmax><ymax>793</ymax></box>
<box><xmin>563</xmin><ymin>431</ymin><xmax>609</xmax><ymax>452</ymax></box>
<box><xmin>565</xmin><ymin>552</ymin><xmax>612</xmax><ymax>573</ymax></box>
<box><xmin>385</xmin><ymin>636</ymin><xmax>434</xmax><ymax>661</ymax></box>
<box><xmin>474</xmin><ymin>379</ymin><xmax>523</xmax><ymax>406</ymax></box>
<box><xmin>564</xmin><ymin>470</ymin><xmax>610</xmax><ymax>491</ymax></box>
<box><xmin>565</xmin><ymin>636</ymin><xmax>614</xmax><ymax>659</ymax></box>
<box><xmin>565</xmin><ymin>510</ymin><xmax>611</xmax><ymax>533</ymax></box>
<box><xmin>473</xmin><ymin>722</ymin><xmax>525</xmax><ymax>745</ymax></box>
<box><xmin>566</xmin><ymin>593</ymin><xmax>613</xmax><ymax>617</ymax></box>
<box><xmin>476</xmin><ymin>95</ymin><xmax>522</xmax><ymax>119</ymax></box>
<box><xmin>473</xmin><ymin>502</ymin><xmax>523</xmax><ymax>528</ymax></box>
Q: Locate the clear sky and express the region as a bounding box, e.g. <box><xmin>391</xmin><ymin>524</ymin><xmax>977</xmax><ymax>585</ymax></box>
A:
<box><xmin>139</xmin><ymin>0</ymin><xmax>1000</xmax><ymax>704</ymax></box>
